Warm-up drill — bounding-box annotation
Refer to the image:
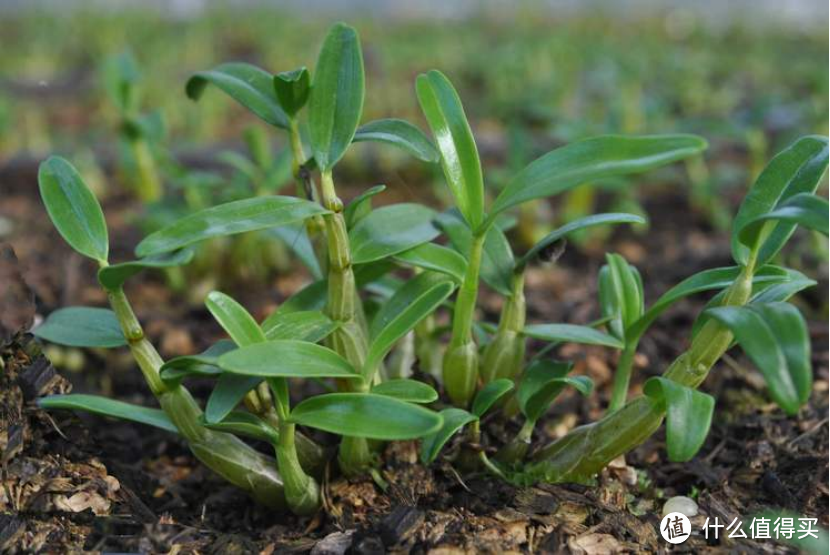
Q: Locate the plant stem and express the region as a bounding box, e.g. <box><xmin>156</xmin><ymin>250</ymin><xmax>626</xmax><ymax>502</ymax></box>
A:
<box><xmin>607</xmin><ymin>344</ymin><xmax>637</xmax><ymax>412</ymax></box>
<box><xmin>443</xmin><ymin>231</ymin><xmax>485</xmax><ymax>407</ymax></box>
<box><xmin>129</xmin><ymin>137</ymin><xmax>161</xmax><ymax>202</ymax></box>
<box><xmin>481</xmin><ymin>271</ymin><xmax>526</xmax><ymax>384</ymax></box>
<box><xmin>287</xmin><ymin>118</ymin><xmax>327</xmax><ymax>268</ymax></box>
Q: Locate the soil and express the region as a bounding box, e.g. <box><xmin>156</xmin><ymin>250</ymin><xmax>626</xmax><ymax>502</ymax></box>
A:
<box><xmin>0</xmin><ymin>154</ymin><xmax>827</xmax><ymax>554</ymax></box>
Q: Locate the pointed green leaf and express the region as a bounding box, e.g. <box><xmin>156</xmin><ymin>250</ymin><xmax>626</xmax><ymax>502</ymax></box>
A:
<box><xmin>598</xmin><ymin>254</ymin><xmax>642</xmax><ymax>341</ymax></box>
<box><xmin>522</xmin><ymin>324</ymin><xmax>624</xmax><ymax>349</ymax></box>
<box><xmin>261</xmin><ymin>310</ymin><xmax>338</xmax><ymax>342</ymax></box>
<box><xmin>160</xmin><ymin>340</ymin><xmax>235</xmax><ymax>385</ymax></box>
<box><xmin>39</xmin><ymin>394</ymin><xmax>177</xmax><ymax>433</ymax></box>
<box><xmin>201</xmin><ymin>411</ymin><xmax>279</xmax><ymax>445</ymax></box>
<box><xmin>419</xmin><ymin>408</ymin><xmax>477</xmax><ymax>464</ymax></box>
<box><xmin>273</xmin><ymin>67</ymin><xmax>310</xmax><ymax>116</ymax></box>
<box><xmin>186</xmin><ymin>62</ymin><xmax>288</xmax><ymax>128</ymax></box>
<box><xmin>308</xmin><ymin>23</ymin><xmax>365</xmax><ymax>171</ymax></box>
<box><xmin>205</xmin><ymin>374</ymin><xmax>262</xmax><ymax>424</ymax></box>
<box><xmin>393</xmin><ymin>242</ymin><xmax>467</xmax><ymax>283</ymax></box>
<box><xmin>739</xmin><ymin>193</ymin><xmax>829</xmax><ymax>248</ymax></box>
<box><xmin>289</xmin><ymin>393</ymin><xmax>442</xmax><ymax>440</ymax></box>
<box><xmin>218</xmin><ymin>340</ymin><xmax>359</xmax><ymax>379</ymax></box>
<box><xmin>268</xmin><ymin>222</ymin><xmax>323</xmax><ymax>279</ymax></box>
<box><xmin>38</xmin><ymin>156</ymin><xmax>109</xmax><ymax>262</ymax></box>
<box><xmin>350</xmin><ymin>203</ymin><xmax>440</xmax><ymax>264</ymax></box>
<box><xmin>643</xmin><ymin>377</ymin><xmax>714</xmax><ymax>462</ymax></box>
<box><xmin>365</xmin><ymin>272</ymin><xmax>455</xmax><ymax>376</ymax></box>
<box><xmin>706</xmin><ymin>303</ymin><xmax>811</xmax><ymax>415</ymax></box>
<box><xmin>486</xmin><ymin>134</ymin><xmax>706</xmax><ymax>230</ymax></box>
<box><xmin>136</xmin><ymin>196</ymin><xmax>328</xmax><ymax>257</ymax></box>
<box><xmin>34</xmin><ymin>307</ymin><xmax>125</xmax><ymax>348</ymax></box>
<box><xmin>274</xmin><ymin>280</ymin><xmax>328</xmax><ymax>315</ymax></box>
<box><xmin>98</xmin><ymin>248</ymin><xmax>194</xmax><ymax>290</ymax></box>
<box><xmin>518</xmin><ymin>360</ymin><xmax>592</xmax><ymax>422</ymax></box>
<box><xmin>345</xmin><ymin>185</ymin><xmax>386</xmax><ymax>229</ymax></box>
<box><xmin>732</xmin><ymin>136</ymin><xmax>828</xmax><ymax>266</ymax></box>
<box><xmin>206</xmin><ymin>291</ymin><xmax>267</xmax><ymax>347</ymax></box>
<box><xmin>353</xmin><ymin>118</ymin><xmax>439</xmax><ymax>162</ymax></box>
<box><xmin>416</xmin><ymin>70</ymin><xmax>484</xmax><ymax>229</ymax></box>
<box><xmin>517</xmin><ymin>213</ymin><xmax>645</xmax><ymax>270</ymax></box>
<box><xmin>471</xmin><ymin>379</ymin><xmax>515</xmax><ymax>418</ymax></box>
<box><xmin>371</xmin><ymin>379</ymin><xmax>439</xmax><ymax>404</ymax></box>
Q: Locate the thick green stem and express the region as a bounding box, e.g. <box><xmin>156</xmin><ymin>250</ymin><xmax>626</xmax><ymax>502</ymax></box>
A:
<box><xmin>128</xmin><ymin>137</ymin><xmax>161</xmax><ymax>203</ymax></box>
<box><xmin>528</xmin><ymin>267</ymin><xmax>755</xmax><ymax>483</ymax></box>
<box><xmin>607</xmin><ymin>344</ymin><xmax>637</xmax><ymax>412</ymax></box>
<box><xmin>481</xmin><ymin>272</ymin><xmax>526</xmax><ymax>384</ymax></box>
<box><xmin>276</xmin><ymin>422</ymin><xmax>321</xmax><ymax>515</ymax></box>
<box><xmin>288</xmin><ymin>118</ymin><xmax>327</xmax><ymax>268</ymax></box>
<box><xmin>496</xmin><ymin>418</ymin><xmax>535</xmax><ymax>464</ymax></box>
<box><xmin>443</xmin><ymin>232</ymin><xmax>485</xmax><ymax>407</ymax></box>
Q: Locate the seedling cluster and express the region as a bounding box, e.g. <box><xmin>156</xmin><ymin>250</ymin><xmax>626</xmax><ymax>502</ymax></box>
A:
<box><xmin>34</xmin><ymin>23</ymin><xmax>828</xmax><ymax>515</ymax></box>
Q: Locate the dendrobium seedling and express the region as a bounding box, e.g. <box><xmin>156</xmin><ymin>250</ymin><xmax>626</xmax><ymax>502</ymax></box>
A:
<box><xmin>32</xmin><ymin>21</ymin><xmax>828</xmax><ymax>516</ymax></box>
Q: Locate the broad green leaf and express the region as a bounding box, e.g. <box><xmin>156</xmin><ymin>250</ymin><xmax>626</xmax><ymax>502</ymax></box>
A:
<box><xmin>308</xmin><ymin>23</ymin><xmax>364</xmax><ymax>171</ymax></box>
<box><xmin>750</xmin><ymin>270</ymin><xmax>816</xmax><ymax>305</ymax></box>
<box><xmin>643</xmin><ymin>377</ymin><xmax>714</xmax><ymax>462</ymax></box>
<box><xmin>186</xmin><ymin>62</ymin><xmax>288</xmax><ymax>128</ymax></box>
<box><xmin>706</xmin><ymin>303</ymin><xmax>811</xmax><ymax>415</ymax></box>
<box><xmin>518</xmin><ymin>360</ymin><xmax>592</xmax><ymax>422</ymax></box>
<box><xmin>261</xmin><ymin>310</ymin><xmax>338</xmax><ymax>342</ymax></box>
<box><xmin>205</xmin><ymin>374</ymin><xmax>262</xmax><ymax>424</ymax></box>
<box><xmin>394</xmin><ymin>243</ymin><xmax>467</xmax><ymax>283</ymax></box>
<box><xmin>365</xmin><ymin>272</ymin><xmax>455</xmax><ymax>376</ymax></box>
<box><xmin>288</xmin><ymin>393</ymin><xmax>442</xmax><ymax>440</ymax></box>
<box><xmin>160</xmin><ymin>340</ymin><xmax>235</xmax><ymax>385</ymax></box>
<box><xmin>732</xmin><ymin>135</ymin><xmax>828</xmax><ymax>266</ymax></box>
<box><xmin>419</xmin><ymin>408</ymin><xmax>477</xmax><ymax>464</ymax></box>
<box><xmin>371</xmin><ymin>379</ymin><xmax>439</xmax><ymax>404</ymax></box>
<box><xmin>486</xmin><ymin>134</ymin><xmax>706</xmax><ymax>230</ymax></box>
<box><xmin>206</xmin><ymin>291</ymin><xmax>266</xmax><ymax>347</ymax></box>
<box><xmin>628</xmin><ymin>265</ymin><xmax>789</xmax><ymax>342</ymax></box>
<box><xmin>136</xmin><ymin>196</ymin><xmax>328</xmax><ymax>257</ymax></box>
<box><xmin>739</xmin><ymin>193</ymin><xmax>829</xmax><ymax>247</ymax></box>
<box><xmin>598</xmin><ymin>254</ymin><xmax>642</xmax><ymax>341</ymax></box>
<box><xmin>38</xmin><ymin>156</ymin><xmax>109</xmax><ymax>262</ymax></box>
<box><xmin>522</xmin><ymin>324</ymin><xmax>624</xmax><ymax>349</ymax></box>
<box><xmin>34</xmin><ymin>307</ymin><xmax>125</xmax><ymax>348</ymax></box>
<box><xmin>39</xmin><ymin>394</ymin><xmax>177</xmax><ymax>433</ymax></box>
<box><xmin>416</xmin><ymin>70</ymin><xmax>484</xmax><ymax>229</ymax></box>
<box><xmin>517</xmin><ymin>213</ymin><xmax>645</xmax><ymax>270</ymax></box>
<box><xmin>274</xmin><ymin>280</ymin><xmax>328</xmax><ymax>315</ymax></box>
<box><xmin>201</xmin><ymin>411</ymin><xmax>279</xmax><ymax>445</ymax></box>
<box><xmin>471</xmin><ymin>379</ymin><xmax>515</xmax><ymax>418</ymax></box>
<box><xmin>350</xmin><ymin>204</ymin><xmax>440</xmax><ymax>264</ymax></box>
<box><xmin>345</xmin><ymin>185</ymin><xmax>386</xmax><ymax>229</ymax></box>
<box><xmin>218</xmin><ymin>340</ymin><xmax>360</xmax><ymax>379</ymax></box>
<box><xmin>268</xmin><ymin>223</ymin><xmax>323</xmax><ymax>279</ymax></box>
<box><xmin>273</xmin><ymin>67</ymin><xmax>310</xmax><ymax>116</ymax></box>
<box><xmin>353</xmin><ymin>119</ymin><xmax>439</xmax><ymax>162</ymax></box>
<box><xmin>98</xmin><ymin>248</ymin><xmax>194</xmax><ymax>290</ymax></box>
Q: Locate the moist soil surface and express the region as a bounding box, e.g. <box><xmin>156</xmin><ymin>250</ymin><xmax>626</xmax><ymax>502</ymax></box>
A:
<box><xmin>1</xmin><ymin>158</ymin><xmax>827</xmax><ymax>554</ymax></box>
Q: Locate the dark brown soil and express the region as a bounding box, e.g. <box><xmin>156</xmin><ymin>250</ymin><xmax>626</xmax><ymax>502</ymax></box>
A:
<box><xmin>1</xmin><ymin>156</ymin><xmax>827</xmax><ymax>554</ymax></box>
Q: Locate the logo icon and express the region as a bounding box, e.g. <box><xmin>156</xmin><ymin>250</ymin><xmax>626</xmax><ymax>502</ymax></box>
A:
<box><xmin>661</xmin><ymin>512</ymin><xmax>691</xmax><ymax>544</ymax></box>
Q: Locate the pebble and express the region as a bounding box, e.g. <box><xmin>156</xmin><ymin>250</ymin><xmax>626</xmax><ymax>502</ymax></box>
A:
<box><xmin>662</xmin><ymin>496</ymin><xmax>699</xmax><ymax>517</ymax></box>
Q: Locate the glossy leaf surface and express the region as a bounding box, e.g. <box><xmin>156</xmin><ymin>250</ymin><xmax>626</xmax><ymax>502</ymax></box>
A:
<box><xmin>261</xmin><ymin>310</ymin><xmax>338</xmax><ymax>342</ymax></box>
<box><xmin>160</xmin><ymin>340</ymin><xmax>235</xmax><ymax>385</ymax></box>
<box><xmin>218</xmin><ymin>340</ymin><xmax>359</xmax><ymax>379</ymax></box>
<box><xmin>206</xmin><ymin>291</ymin><xmax>267</xmax><ymax>346</ymax></box>
<box><xmin>205</xmin><ymin>374</ymin><xmax>262</xmax><ymax>424</ymax></box>
<box><xmin>643</xmin><ymin>377</ymin><xmax>714</xmax><ymax>462</ymax></box>
<box><xmin>371</xmin><ymin>379</ymin><xmax>439</xmax><ymax>403</ymax></box>
<box><xmin>34</xmin><ymin>307</ymin><xmax>125</xmax><ymax>348</ymax></box>
<box><xmin>420</xmin><ymin>408</ymin><xmax>477</xmax><ymax>464</ymax></box>
<box><xmin>273</xmin><ymin>67</ymin><xmax>310</xmax><ymax>116</ymax></box>
<box><xmin>522</xmin><ymin>324</ymin><xmax>624</xmax><ymax>349</ymax></box>
<box><xmin>344</xmin><ymin>185</ymin><xmax>386</xmax><ymax>229</ymax></box>
<box><xmin>201</xmin><ymin>411</ymin><xmax>279</xmax><ymax>445</ymax></box>
<box><xmin>39</xmin><ymin>394</ymin><xmax>177</xmax><ymax>433</ymax></box>
<box><xmin>518</xmin><ymin>360</ymin><xmax>592</xmax><ymax>422</ymax></box>
<box><xmin>98</xmin><ymin>249</ymin><xmax>194</xmax><ymax>290</ymax></box>
<box><xmin>394</xmin><ymin>242</ymin><xmax>467</xmax><ymax>283</ymax></box>
<box><xmin>471</xmin><ymin>379</ymin><xmax>515</xmax><ymax>418</ymax></box>
<box><xmin>350</xmin><ymin>203</ymin><xmax>440</xmax><ymax>264</ymax></box>
<box><xmin>353</xmin><ymin>118</ymin><xmax>439</xmax><ymax>162</ymax></box>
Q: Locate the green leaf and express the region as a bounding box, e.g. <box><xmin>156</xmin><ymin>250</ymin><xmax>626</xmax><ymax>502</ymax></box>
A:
<box><xmin>393</xmin><ymin>243</ymin><xmax>467</xmax><ymax>283</ymax></box>
<box><xmin>628</xmin><ymin>265</ymin><xmax>789</xmax><ymax>343</ymax></box>
<box><xmin>268</xmin><ymin>223</ymin><xmax>323</xmax><ymax>279</ymax></box>
<box><xmin>517</xmin><ymin>213</ymin><xmax>645</xmax><ymax>270</ymax></box>
<box><xmin>419</xmin><ymin>408</ymin><xmax>477</xmax><ymax>464</ymax></box>
<box><xmin>308</xmin><ymin>22</ymin><xmax>365</xmax><ymax>171</ymax></box>
<box><xmin>643</xmin><ymin>377</ymin><xmax>714</xmax><ymax>462</ymax></box>
<box><xmin>218</xmin><ymin>340</ymin><xmax>360</xmax><ymax>379</ymax></box>
<box><xmin>353</xmin><ymin>119</ymin><xmax>439</xmax><ymax>162</ymax></box>
<box><xmin>274</xmin><ymin>280</ymin><xmax>328</xmax><ymax>315</ymax></box>
<box><xmin>486</xmin><ymin>134</ymin><xmax>706</xmax><ymax>230</ymax></box>
<box><xmin>186</xmin><ymin>62</ymin><xmax>288</xmax><ymax>128</ymax></box>
<box><xmin>205</xmin><ymin>374</ymin><xmax>262</xmax><ymax>424</ymax></box>
<box><xmin>471</xmin><ymin>379</ymin><xmax>515</xmax><ymax>418</ymax></box>
<box><xmin>160</xmin><ymin>340</ymin><xmax>235</xmax><ymax>385</ymax></box>
<box><xmin>350</xmin><ymin>203</ymin><xmax>440</xmax><ymax>264</ymax></box>
<box><xmin>344</xmin><ymin>185</ymin><xmax>386</xmax><ymax>229</ymax></box>
<box><xmin>102</xmin><ymin>51</ymin><xmax>140</xmax><ymax>112</ymax></box>
<box><xmin>98</xmin><ymin>248</ymin><xmax>194</xmax><ymax>290</ymax></box>
<box><xmin>416</xmin><ymin>70</ymin><xmax>484</xmax><ymax>229</ymax></box>
<box><xmin>261</xmin><ymin>310</ymin><xmax>338</xmax><ymax>342</ymax></box>
<box><xmin>365</xmin><ymin>272</ymin><xmax>455</xmax><ymax>375</ymax></box>
<box><xmin>522</xmin><ymin>324</ymin><xmax>624</xmax><ymax>349</ymax></box>
<box><xmin>206</xmin><ymin>291</ymin><xmax>267</xmax><ymax>347</ymax></box>
<box><xmin>598</xmin><ymin>254</ymin><xmax>642</xmax><ymax>341</ymax></box>
<box><xmin>518</xmin><ymin>360</ymin><xmax>592</xmax><ymax>422</ymax></box>
<box><xmin>750</xmin><ymin>269</ymin><xmax>816</xmax><ymax>305</ymax></box>
<box><xmin>273</xmin><ymin>67</ymin><xmax>310</xmax><ymax>116</ymax></box>
<box><xmin>732</xmin><ymin>136</ymin><xmax>828</xmax><ymax>266</ymax></box>
<box><xmin>38</xmin><ymin>156</ymin><xmax>109</xmax><ymax>262</ymax></box>
<box><xmin>201</xmin><ymin>411</ymin><xmax>279</xmax><ymax>445</ymax></box>
<box><xmin>739</xmin><ymin>193</ymin><xmax>829</xmax><ymax>249</ymax></box>
<box><xmin>34</xmin><ymin>307</ymin><xmax>125</xmax><ymax>348</ymax></box>
<box><xmin>706</xmin><ymin>303</ymin><xmax>811</xmax><ymax>415</ymax></box>
<box><xmin>135</xmin><ymin>196</ymin><xmax>328</xmax><ymax>257</ymax></box>
<box><xmin>371</xmin><ymin>379</ymin><xmax>439</xmax><ymax>403</ymax></box>
<box><xmin>39</xmin><ymin>394</ymin><xmax>177</xmax><ymax>433</ymax></box>
<box><xmin>288</xmin><ymin>393</ymin><xmax>442</xmax><ymax>440</ymax></box>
